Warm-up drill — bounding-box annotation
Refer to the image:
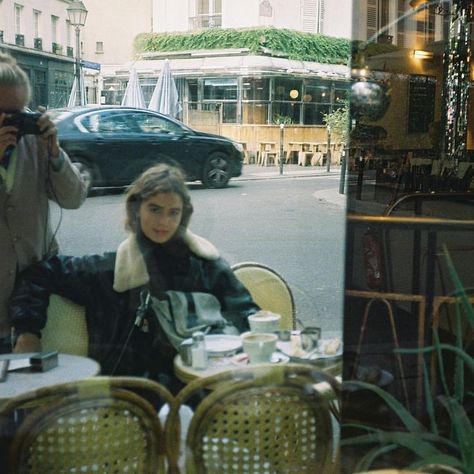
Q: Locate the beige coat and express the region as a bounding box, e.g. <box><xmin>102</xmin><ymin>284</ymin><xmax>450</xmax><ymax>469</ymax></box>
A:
<box><xmin>0</xmin><ymin>135</ymin><xmax>86</xmax><ymax>337</ymax></box>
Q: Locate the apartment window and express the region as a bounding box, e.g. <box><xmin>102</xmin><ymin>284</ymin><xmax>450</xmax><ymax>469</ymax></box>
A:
<box><xmin>96</xmin><ymin>41</ymin><xmax>104</xmax><ymax>54</ymax></box>
<box><xmin>367</xmin><ymin>0</ymin><xmax>390</xmax><ymax>41</ymax></box>
<box><xmin>302</xmin><ymin>0</ymin><xmax>324</xmax><ymax>34</ymax></box>
<box><xmin>193</xmin><ymin>0</ymin><xmax>222</xmax><ymax>28</ymax></box>
<box><xmin>14</xmin><ymin>4</ymin><xmax>23</xmax><ymax>34</ymax></box>
<box><xmin>51</xmin><ymin>15</ymin><xmax>58</xmax><ymax>43</ymax></box>
<box><xmin>316</xmin><ymin>0</ymin><xmax>325</xmax><ymax>34</ymax></box>
<box><xmin>33</xmin><ymin>10</ymin><xmax>41</xmax><ymax>38</ymax></box>
<box><xmin>66</xmin><ymin>20</ymin><xmax>71</xmax><ymax>47</ymax></box>
<box><xmin>415</xmin><ymin>4</ymin><xmax>436</xmax><ymax>44</ymax></box>
<box><xmin>397</xmin><ymin>0</ymin><xmax>406</xmax><ymax>47</ymax></box>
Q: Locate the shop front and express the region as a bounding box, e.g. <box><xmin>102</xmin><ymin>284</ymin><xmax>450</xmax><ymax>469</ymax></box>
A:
<box><xmin>100</xmin><ymin>52</ymin><xmax>350</xmax><ymax>160</ymax></box>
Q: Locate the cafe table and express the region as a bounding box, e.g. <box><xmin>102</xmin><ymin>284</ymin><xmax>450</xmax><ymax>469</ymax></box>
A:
<box><xmin>174</xmin><ymin>334</ymin><xmax>342</xmax><ymax>385</ymax></box>
<box><xmin>0</xmin><ymin>352</ymin><xmax>100</xmax><ymax>405</ymax></box>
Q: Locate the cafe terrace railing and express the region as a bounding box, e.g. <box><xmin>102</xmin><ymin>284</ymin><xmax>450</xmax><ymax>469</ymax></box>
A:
<box><xmin>346</xmin><ymin>213</ymin><xmax>474</xmax><ymax>415</ymax></box>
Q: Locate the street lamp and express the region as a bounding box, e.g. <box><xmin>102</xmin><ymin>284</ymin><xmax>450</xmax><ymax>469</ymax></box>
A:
<box><xmin>67</xmin><ymin>1</ymin><xmax>88</xmax><ymax>106</ymax></box>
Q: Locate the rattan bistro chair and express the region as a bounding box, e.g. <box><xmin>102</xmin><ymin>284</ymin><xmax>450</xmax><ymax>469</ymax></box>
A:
<box><xmin>165</xmin><ymin>364</ymin><xmax>340</xmax><ymax>474</ymax></box>
<box><xmin>1</xmin><ymin>377</ymin><xmax>174</xmax><ymax>474</ymax></box>
<box><xmin>231</xmin><ymin>262</ymin><xmax>296</xmax><ymax>330</ymax></box>
<box><xmin>41</xmin><ymin>294</ymin><xmax>88</xmax><ymax>356</ymax></box>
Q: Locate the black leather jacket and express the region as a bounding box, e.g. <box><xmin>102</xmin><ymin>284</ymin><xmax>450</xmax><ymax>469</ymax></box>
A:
<box><xmin>10</xmin><ymin>243</ymin><xmax>257</xmax><ymax>385</ymax></box>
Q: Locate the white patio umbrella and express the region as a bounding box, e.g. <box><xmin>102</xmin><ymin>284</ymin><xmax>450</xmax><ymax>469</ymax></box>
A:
<box><xmin>67</xmin><ymin>70</ymin><xmax>86</xmax><ymax>107</ymax></box>
<box><xmin>148</xmin><ymin>59</ymin><xmax>181</xmax><ymax>118</ymax></box>
<box><xmin>121</xmin><ymin>67</ymin><xmax>146</xmax><ymax>108</ymax></box>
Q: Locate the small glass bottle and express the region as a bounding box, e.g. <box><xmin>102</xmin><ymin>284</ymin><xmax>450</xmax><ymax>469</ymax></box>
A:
<box><xmin>191</xmin><ymin>331</ymin><xmax>208</xmax><ymax>370</ymax></box>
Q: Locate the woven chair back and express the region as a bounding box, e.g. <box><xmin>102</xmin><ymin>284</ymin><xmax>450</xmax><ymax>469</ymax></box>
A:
<box><xmin>166</xmin><ymin>364</ymin><xmax>339</xmax><ymax>474</ymax></box>
<box><xmin>1</xmin><ymin>377</ymin><xmax>173</xmax><ymax>474</ymax></box>
<box><xmin>42</xmin><ymin>294</ymin><xmax>88</xmax><ymax>356</ymax></box>
<box><xmin>232</xmin><ymin>262</ymin><xmax>296</xmax><ymax>330</ymax></box>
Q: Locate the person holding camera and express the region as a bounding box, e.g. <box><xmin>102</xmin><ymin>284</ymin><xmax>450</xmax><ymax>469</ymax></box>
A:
<box><xmin>0</xmin><ymin>52</ymin><xmax>87</xmax><ymax>353</ymax></box>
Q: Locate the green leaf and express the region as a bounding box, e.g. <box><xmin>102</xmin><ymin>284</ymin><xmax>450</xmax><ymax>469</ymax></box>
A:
<box><xmin>423</xmin><ymin>362</ymin><xmax>438</xmax><ymax>435</ymax></box>
<box><xmin>355</xmin><ymin>444</ymin><xmax>399</xmax><ymax>471</ymax></box>
<box><xmin>342</xmin><ymin>380</ymin><xmax>426</xmax><ymax>432</ymax></box>
<box><xmin>437</xmin><ymin>395</ymin><xmax>474</xmax><ymax>466</ymax></box>
<box><xmin>133</xmin><ymin>27</ymin><xmax>351</xmax><ymax>64</ymax></box>
<box><xmin>396</xmin><ymin>345</ymin><xmax>474</xmax><ymax>372</ymax></box>
<box><xmin>442</xmin><ymin>244</ymin><xmax>474</xmax><ymax>332</ymax></box>
<box><xmin>409</xmin><ymin>454</ymin><xmax>466</xmax><ymax>471</ymax></box>
<box><xmin>342</xmin><ymin>431</ymin><xmax>458</xmax><ymax>458</ymax></box>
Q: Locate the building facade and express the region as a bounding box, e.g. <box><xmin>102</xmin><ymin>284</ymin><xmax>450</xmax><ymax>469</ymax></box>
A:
<box><xmin>0</xmin><ymin>0</ymin><xmax>75</xmax><ymax>109</ymax></box>
<box><xmin>151</xmin><ymin>0</ymin><xmax>351</xmax><ymax>39</ymax></box>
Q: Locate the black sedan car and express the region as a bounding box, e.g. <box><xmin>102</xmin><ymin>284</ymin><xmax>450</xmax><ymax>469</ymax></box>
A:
<box><xmin>49</xmin><ymin>106</ymin><xmax>244</xmax><ymax>192</ymax></box>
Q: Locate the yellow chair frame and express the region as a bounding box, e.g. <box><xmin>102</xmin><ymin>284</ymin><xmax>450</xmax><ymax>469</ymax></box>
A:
<box><xmin>232</xmin><ymin>261</ymin><xmax>296</xmax><ymax>330</ymax></box>
<box><xmin>0</xmin><ymin>377</ymin><xmax>174</xmax><ymax>474</ymax></box>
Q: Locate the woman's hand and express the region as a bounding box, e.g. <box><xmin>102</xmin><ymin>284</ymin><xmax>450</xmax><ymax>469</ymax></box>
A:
<box><xmin>0</xmin><ymin>113</ymin><xmax>18</xmax><ymax>162</ymax></box>
<box><xmin>13</xmin><ymin>332</ymin><xmax>42</xmax><ymax>353</ymax></box>
<box><xmin>37</xmin><ymin>106</ymin><xmax>61</xmax><ymax>158</ymax></box>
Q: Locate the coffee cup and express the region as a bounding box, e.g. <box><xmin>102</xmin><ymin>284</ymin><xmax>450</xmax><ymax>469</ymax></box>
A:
<box><xmin>242</xmin><ymin>332</ymin><xmax>278</xmax><ymax>363</ymax></box>
<box><xmin>248</xmin><ymin>311</ymin><xmax>281</xmax><ymax>333</ymax></box>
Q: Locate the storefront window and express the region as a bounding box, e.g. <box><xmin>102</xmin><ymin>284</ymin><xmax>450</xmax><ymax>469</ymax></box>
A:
<box><xmin>272</xmin><ymin>101</ymin><xmax>301</xmax><ymax>125</ymax></box>
<box><xmin>274</xmin><ymin>78</ymin><xmax>303</xmax><ymax>101</ymax></box>
<box><xmin>242</xmin><ymin>103</ymin><xmax>269</xmax><ymax>124</ymax></box>
<box><xmin>203</xmin><ymin>78</ymin><xmax>237</xmax><ymax>100</ymax></box>
<box><xmin>242</xmin><ymin>77</ymin><xmax>269</xmax><ymax>101</ymax></box>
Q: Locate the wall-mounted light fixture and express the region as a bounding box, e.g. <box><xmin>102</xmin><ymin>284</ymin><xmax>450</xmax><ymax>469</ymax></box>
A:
<box><xmin>289</xmin><ymin>89</ymin><xmax>299</xmax><ymax>99</ymax></box>
<box><xmin>413</xmin><ymin>49</ymin><xmax>434</xmax><ymax>59</ymax></box>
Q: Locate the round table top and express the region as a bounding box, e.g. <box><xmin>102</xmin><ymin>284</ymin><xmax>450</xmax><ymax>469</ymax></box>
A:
<box><xmin>0</xmin><ymin>353</ymin><xmax>100</xmax><ymax>401</ymax></box>
<box><xmin>174</xmin><ymin>352</ymin><xmax>342</xmax><ymax>384</ymax></box>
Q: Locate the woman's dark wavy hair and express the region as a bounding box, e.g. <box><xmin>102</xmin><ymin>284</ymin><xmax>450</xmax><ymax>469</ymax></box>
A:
<box><xmin>125</xmin><ymin>163</ymin><xmax>193</xmax><ymax>237</ymax></box>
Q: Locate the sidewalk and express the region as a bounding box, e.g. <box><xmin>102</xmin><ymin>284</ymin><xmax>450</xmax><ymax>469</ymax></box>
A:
<box><xmin>237</xmin><ymin>164</ymin><xmax>347</xmax><ymax>208</ymax></box>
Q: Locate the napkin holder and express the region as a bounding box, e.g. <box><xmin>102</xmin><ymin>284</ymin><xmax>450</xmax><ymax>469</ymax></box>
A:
<box><xmin>30</xmin><ymin>350</ymin><xmax>59</xmax><ymax>372</ymax></box>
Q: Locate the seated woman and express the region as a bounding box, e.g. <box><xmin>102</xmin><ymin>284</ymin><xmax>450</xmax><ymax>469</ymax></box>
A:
<box><xmin>9</xmin><ymin>163</ymin><xmax>259</xmax><ymax>392</ymax></box>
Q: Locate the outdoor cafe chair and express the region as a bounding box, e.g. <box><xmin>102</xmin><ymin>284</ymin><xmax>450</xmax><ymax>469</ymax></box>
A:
<box><xmin>165</xmin><ymin>363</ymin><xmax>340</xmax><ymax>474</ymax></box>
<box><xmin>0</xmin><ymin>376</ymin><xmax>174</xmax><ymax>474</ymax></box>
<box><xmin>41</xmin><ymin>293</ymin><xmax>88</xmax><ymax>356</ymax></box>
<box><xmin>231</xmin><ymin>262</ymin><xmax>296</xmax><ymax>330</ymax></box>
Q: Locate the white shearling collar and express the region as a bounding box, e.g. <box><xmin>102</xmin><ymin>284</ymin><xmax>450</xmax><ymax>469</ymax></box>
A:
<box><xmin>113</xmin><ymin>230</ymin><xmax>219</xmax><ymax>292</ymax></box>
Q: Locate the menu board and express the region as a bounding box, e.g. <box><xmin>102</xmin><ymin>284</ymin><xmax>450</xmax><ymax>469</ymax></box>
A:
<box><xmin>408</xmin><ymin>75</ymin><xmax>436</xmax><ymax>133</ymax></box>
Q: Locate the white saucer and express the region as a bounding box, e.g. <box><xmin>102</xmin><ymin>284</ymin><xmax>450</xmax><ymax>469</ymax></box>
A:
<box><xmin>231</xmin><ymin>352</ymin><xmax>290</xmax><ymax>366</ymax></box>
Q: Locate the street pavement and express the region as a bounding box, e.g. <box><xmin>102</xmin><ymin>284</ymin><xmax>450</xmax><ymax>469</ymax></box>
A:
<box><xmin>237</xmin><ymin>164</ymin><xmax>347</xmax><ymax>209</ymax></box>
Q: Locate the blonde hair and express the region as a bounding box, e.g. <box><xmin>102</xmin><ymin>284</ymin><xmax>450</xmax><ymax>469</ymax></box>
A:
<box><xmin>0</xmin><ymin>52</ymin><xmax>31</xmax><ymax>102</ymax></box>
<box><xmin>125</xmin><ymin>163</ymin><xmax>193</xmax><ymax>236</ymax></box>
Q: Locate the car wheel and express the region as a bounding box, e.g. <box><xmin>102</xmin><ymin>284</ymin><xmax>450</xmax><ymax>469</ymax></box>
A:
<box><xmin>72</xmin><ymin>158</ymin><xmax>94</xmax><ymax>194</ymax></box>
<box><xmin>202</xmin><ymin>152</ymin><xmax>230</xmax><ymax>188</ymax></box>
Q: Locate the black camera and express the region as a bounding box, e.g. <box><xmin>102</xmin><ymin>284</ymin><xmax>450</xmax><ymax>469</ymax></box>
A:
<box><xmin>3</xmin><ymin>111</ymin><xmax>43</xmax><ymax>135</ymax></box>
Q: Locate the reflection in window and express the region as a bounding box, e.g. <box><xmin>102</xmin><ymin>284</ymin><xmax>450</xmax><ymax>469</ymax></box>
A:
<box><xmin>131</xmin><ymin>113</ymin><xmax>184</xmax><ymax>134</ymax></box>
<box><xmin>274</xmin><ymin>78</ymin><xmax>303</xmax><ymax>101</ymax></box>
<box><xmin>192</xmin><ymin>0</ymin><xmax>222</xmax><ymax>28</ymax></box>
<box><xmin>203</xmin><ymin>78</ymin><xmax>237</xmax><ymax>100</ymax></box>
<box><xmin>242</xmin><ymin>103</ymin><xmax>269</xmax><ymax>124</ymax></box>
<box><xmin>242</xmin><ymin>77</ymin><xmax>269</xmax><ymax>101</ymax></box>
<box><xmin>272</xmin><ymin>102</ymin><xmax>301</xmax><ymax>125</ymax></box>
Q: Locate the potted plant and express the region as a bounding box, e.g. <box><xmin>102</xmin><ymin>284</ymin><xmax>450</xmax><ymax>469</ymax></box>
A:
<box><xmin>341</xmin><ymin>246</ymin><xmax>474</xmax><ymax>474</ymax></box>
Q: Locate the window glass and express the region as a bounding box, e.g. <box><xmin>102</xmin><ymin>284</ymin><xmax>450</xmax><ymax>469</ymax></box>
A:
<box><xmin>131</xmin><ymin>112</ymin><xmax>185</xmax><ymax>134</ymax></box>
<box><xmin>203</xmin><ymin>78</ymin><xmax>237</xmax><ymax>100</ymax></box>
<box><xmin>242</xmin><ymin>77</ymin><xmax>269</xmax><ymax>101</ymax></box>
<box><xmin>305</xmin><ymin>83</ymin><xmax>330</xmax><ymax>103</ymax></box>
<box><xmin>242</xmin><ymin>103</ymin><xmax>268</xmax><ymax>124</ymax></box>
<box><xmin>272</xmin><ymin>102</ymin><xmax>301</xmax><ymax>125</ymax></box>
<box><xmin>303</xmin><ymin>103</ymin><xmax>329</xmax><ymax>125</ymax></box>
<box><xmin>274</xmin><ymin>78</ymin><xmax>303</xmax><ymax>101</ymax></box>
<box><xmin>79</xmin><ymin>112</ymin><xmax>136</xmax><ymax>133</ymax></box>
